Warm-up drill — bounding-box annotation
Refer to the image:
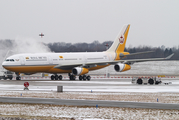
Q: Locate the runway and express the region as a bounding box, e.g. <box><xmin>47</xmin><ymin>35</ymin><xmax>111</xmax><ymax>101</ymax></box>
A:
<box><xmin>0</xmin><ymin>78</ymin><xmax>179</xmax><ymax>92</ymax></box>
<box><xmin>0</xmin><ymin>96</ymin><xmax>179</xmax><ymax>110</ymax></box>
<box><xmin>0</xmin><ymin>78</ymin><xmax>179</xmax><ymax>110</ymax></box>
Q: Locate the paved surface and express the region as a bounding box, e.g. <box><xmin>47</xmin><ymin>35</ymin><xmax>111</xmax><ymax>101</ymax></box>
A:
<box><xmin>0</xmin><ymin>78</ymin><xmax>179</xmax><ymax>110</ymax></box>
<box><xmin>0</xmin><ymin>97</ymin><xmax>179</xmax><ymax>110</ymax></box>
<box><xmin>0</xmin><ymin>78</ymin><xmax>179</xmax><ymax>86</ymax></box>
<box><xmin>0</xmin><ymin>80</ymin><xmax>130</xmax><ymax>86</ymax></box>
<box><xmin>0</xmin><ymin>78</ymin><xmax>179</xmax><ymax>93</ymax></box>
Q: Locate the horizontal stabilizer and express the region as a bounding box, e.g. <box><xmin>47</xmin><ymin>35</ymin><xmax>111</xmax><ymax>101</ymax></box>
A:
<box><xmin>120</xmin><ymin>51</ymin><xmax>154</xmax><ymax>57</ymax></box>
<box><xmin>165</xmin><ymin>53</ymin><xmax>174</xmax><ymax>59</ymax></box>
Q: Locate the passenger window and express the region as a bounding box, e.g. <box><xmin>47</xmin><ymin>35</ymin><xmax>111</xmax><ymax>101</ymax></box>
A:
<box><xmin>6</xmin><ymin>59</ymin><xmax>9</xmax><ymax>61</ymax></box>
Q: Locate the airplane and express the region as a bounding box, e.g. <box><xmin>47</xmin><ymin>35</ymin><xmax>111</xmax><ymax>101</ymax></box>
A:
<box><xmin>2</xmin><ymin>24</ymin><xmax>174</xmax><ymax>80</ymax></box>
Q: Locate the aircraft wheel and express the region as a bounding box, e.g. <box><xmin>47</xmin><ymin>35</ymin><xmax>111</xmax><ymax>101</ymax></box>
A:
<box><xmin>58</xmin><ymin>75</ymin><xmax>62</xmax><ymax>80</ymax></box>
<box><xmin>148</xmin><ymin>79</ymin><xmax>154</xmax><ymax>85</ymax></box>
<box><xmin>70</xmin><ymin>75</ymin><xmax>73</xmax><ymax>80</ymax></box>
<box><xmin>16</xmin><ymin>77</ymin><xmax>21</xmax><ymax>80</ymax></box>
<box><xmin>51</xmin><ymin>75</ymin><xmax>55</xmax><ymax>80</ymax></box>
<box><xmin>83</xmin><ymin>75</ymin><xmax>86</xmax><ymax>81</ymax></box>
<box><xmin>69</xmin><ymin>75</ymin><xmax>72</xmax><ymax>80</ymax></box>
<box><xmin>55</xmin><ymin>75</ymin><xmax>58</xmax><ymax>80</ymax></box>
<box><xmin>87</xmin><ymin>75</ymin><xmax>91</xmax><ymax>81</ymax></box>
<box><xmin>79</xmin><ymin>76</ymin><xmax>83</xmax><ymax>81</ymax></box>
<box><xmin>73</xmin><ymin>76</ymin><xmax>76</xmax><ymax>80</ymax></box>
<box><xmin>137</xmin><ymin>78</ymin><xmax>143</xmax><ymax>84</ymax></box>
<box><xmin>70</xmin><ymin>75</ymin><xmax>75</xmax><ymax>80</ymax></box>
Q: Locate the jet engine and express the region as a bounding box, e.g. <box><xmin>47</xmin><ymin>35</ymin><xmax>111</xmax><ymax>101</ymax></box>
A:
<box><xmin>114</xmin><ymin>63</ymin><xmax>131</xmax><ymax>72</ymax></box>
<box><xmin>72</xmin><ymin>67</ymin><xmax>89</xmax><ymax>76</ymax></box>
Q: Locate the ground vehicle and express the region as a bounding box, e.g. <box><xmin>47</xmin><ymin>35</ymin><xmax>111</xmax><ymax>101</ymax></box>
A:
<box><xmin>0</xmin><ymin>70</ymin><xmax>14</xmax><ymax>80</ymax></box>
<box><xmin>132</xmin><ymin>77</ymin><xmax>162</xmax><ymax>85</ymax></box>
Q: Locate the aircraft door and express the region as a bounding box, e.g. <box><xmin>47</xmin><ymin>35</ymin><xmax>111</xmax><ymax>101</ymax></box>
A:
<box><xmin>20</xmin><ymin>56</ymin><xmax>25</xmax><ymax>65</ymax></box>
<box><xmin>83</xmin><ymin>55</ymin><xmax>87</xmax><ymax>64</ymax></box>
<box><xmin>48</xmin><ymin>56</ymin><xmax>53</xmax><ymax>64</ymax></box>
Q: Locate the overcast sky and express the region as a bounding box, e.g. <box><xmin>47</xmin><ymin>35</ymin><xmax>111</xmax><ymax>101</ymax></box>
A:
<box><xmin>0</xmin><ymin>0</ymin><xmax>179</xmax><ymax>48</ymax></box>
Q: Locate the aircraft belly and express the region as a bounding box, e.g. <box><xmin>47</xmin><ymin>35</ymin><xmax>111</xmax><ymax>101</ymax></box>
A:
<box><xmin>3</xmin><ymin>65</ymin><xmax>54</xmax><ymax>73</ymax></box>
<box><xmin>47</xmin><ymin>68</ymin><xmax>71</xmax><ymax>73</ymax></box>
<box><xmin>3</xmin><ymin>65</ymin><xmax>71</xmax><ymax>74</ymax></box>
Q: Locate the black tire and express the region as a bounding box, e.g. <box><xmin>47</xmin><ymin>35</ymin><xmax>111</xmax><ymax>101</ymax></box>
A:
<box><xmin>83</xmin><ymin>75</ymin><xmax>87</xmax><ymax>81</ymax></box>
<box><xmin>79</xmin><ymin>76</ymin><xmax>83</xmax><ymax>81</ymax></box>
<box><xmin>8</xmin><ymin>76</ymin><xmax>13</xmax><ymax>80</ymax></box>
<box><xmin>16</xmin><ymin>77</ymin><xmax>21</xmax><ymax>80</ymax></box>
<box><xmin>58</xmin><ymin>75</ymin><xmax>62</xmax><ymax>80</ymax></box>
<box><xmin>73</xmin><ymin>76</ymin><xmax>76</xmax><ymax>80</ymax></box>
<box><xmin>70</xmin><ymin>75</ymin><xmax>75</xmax><ymax>80</ymax></box>
<box><xmin>69</xmin><ymin>75</ymin><xmax>72</xmax><ymax>80</ymax></box>
<box><xmin>137</xmin><ymin>78</ymin><xmax>143</xmax><ymax>84</ymax></box>
<box><xmin>148</xmin><ymin>79</ymin><xmax>154</xmax><ymax>85</ymax></box>
<box><xmin>55</xmin><ymin>75</ymin><xmax>58</xmax><ymax>80</ymax></box>
<box><xmin>87</xmin><ymin>76</ymin><xmax>91</xmax><ymax>81</ymax></box>
<box><xmin>51</xmin><ymin>75</ymin><xmax>55</xmax><ymax>80</ymax></box>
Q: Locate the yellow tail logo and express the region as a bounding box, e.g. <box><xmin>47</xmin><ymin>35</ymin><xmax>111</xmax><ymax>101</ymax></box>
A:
<box><xmin>106</xmin><ymin>24</ymin><xmax>130</xmax><ymax>60</ymax></box>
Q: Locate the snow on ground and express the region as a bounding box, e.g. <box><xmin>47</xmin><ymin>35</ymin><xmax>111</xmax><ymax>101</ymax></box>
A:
<box><xmin>1</xmin><ymin>91</ymin><xmax>179</xmax><ymax>104</ymax></box>
<box><xmin>90</xmin><ymin>61</ymin><xmax>179</xmax><ymax>75</ymax></box>
<box><xmin>0</xmin><ymin>61</ymin><xmax>179</xmax><ymax>119</ymax></box>
<box><xmin>0</xmin><ymin>103</ymin><xmax>179</xmax><ymax>120</ymax></box>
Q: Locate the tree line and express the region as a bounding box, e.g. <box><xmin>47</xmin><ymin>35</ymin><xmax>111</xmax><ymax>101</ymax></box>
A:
<box><xmin>0</xmin><ymin>40</ymin><xmax>179</xmax><ymax>60</ymax></box>
<box><xmin>46</xmin><ymin>41</ymin><xmax>178</xmax><ymax>60</ymax></box>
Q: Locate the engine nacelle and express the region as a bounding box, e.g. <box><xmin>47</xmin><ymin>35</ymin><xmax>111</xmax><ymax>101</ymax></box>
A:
<box><xmin>72</xmin><ymin>67</ymin><xmax>89</xmax><ymax>76</ymax></box>
<box><xmin>114</xmin><ymin>63</ymin><xmax>131</xmax><ymax>72</ymax></box>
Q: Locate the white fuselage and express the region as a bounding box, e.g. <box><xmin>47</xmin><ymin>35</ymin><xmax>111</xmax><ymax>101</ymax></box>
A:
<box><xmin>2</xmin><ymin>52</ymin><xmax>116</xmax><ymax>74</ymax></box>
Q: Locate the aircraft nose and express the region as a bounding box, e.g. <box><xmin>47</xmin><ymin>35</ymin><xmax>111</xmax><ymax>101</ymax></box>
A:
<box><xmin>2</xmin><ymin>61</ymin><xmax>6</xmax><ymax>68</ymax></box>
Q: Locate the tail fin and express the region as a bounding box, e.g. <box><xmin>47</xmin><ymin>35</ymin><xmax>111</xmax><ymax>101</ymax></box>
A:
<box><xmin>106</xmin><ymin>24</ymin><xmax>130</xmax><ymax>53</ymax></box>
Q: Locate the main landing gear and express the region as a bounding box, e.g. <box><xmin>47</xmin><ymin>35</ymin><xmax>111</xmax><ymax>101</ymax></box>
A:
<box><xmin>68</xmin><ymin>73</ymin><xmax>76</xmax><ymax>80</ymax></box>
<box><xmin>79</xmin><ymin>75</ymin><xmax>91</xmax><ymax>81</ymax></box>
<box><xmin>69</xmin><ymin>73</ymin><xmax>91</xmax><ymax>81</ymax></box>
<box><xmin>50</xmin><ymin>74</ymin><xmax>91</xmax><ymax>81</ymax></box>
<box><xmin>51</xmin><ymin>74</ymin><xmax>62</xmax><ymax>80</ymax></box>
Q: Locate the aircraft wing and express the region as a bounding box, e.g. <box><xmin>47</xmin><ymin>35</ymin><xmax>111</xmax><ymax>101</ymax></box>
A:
<box><xmin>117</xmin><ymin>53</ymin><xmax>174</xmax><ymax>64</ymax></box>
<box><xmin>109</xmin><ymin>53</ymin><xmax>174</xmax><ymax>64</ymax></box>
<box><xmin>54</xmin><ymin>53</ymin><xmax>174</xmax><ymax>69</ymax></box>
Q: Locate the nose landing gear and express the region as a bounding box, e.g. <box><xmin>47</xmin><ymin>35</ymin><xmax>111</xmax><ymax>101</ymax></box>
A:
<box><xmin>15</xmin><ymin>73</ymin><xmax>21</xmax><ymax>80</ymax></box>
<box><xmin>16</xmin><ymin>76</ymin><xmax>21</xmax><ymax>80</ymax></box>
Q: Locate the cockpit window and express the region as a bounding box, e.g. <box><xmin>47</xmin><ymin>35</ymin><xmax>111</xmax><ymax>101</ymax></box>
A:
<box><xmin>5</xmin><ymin>59</ymin><xmax>15</xmax><ymax>62</ymax></box>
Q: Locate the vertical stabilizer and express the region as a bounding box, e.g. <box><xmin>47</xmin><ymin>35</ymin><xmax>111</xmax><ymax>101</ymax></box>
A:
<box><xmin>106</xmin><ymin>24</ymin><xmax>130</xmax><ymax>53</ymax></box>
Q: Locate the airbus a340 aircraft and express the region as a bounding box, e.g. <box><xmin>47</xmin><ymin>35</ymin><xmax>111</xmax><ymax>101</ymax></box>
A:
<box><xmin>2</xmin><ymin>24</ymin><xmax>174</xmax><ymax>80</ymax></box>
